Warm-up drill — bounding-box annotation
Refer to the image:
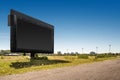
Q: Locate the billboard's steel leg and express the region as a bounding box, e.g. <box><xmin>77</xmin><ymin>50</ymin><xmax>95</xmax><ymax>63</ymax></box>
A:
<box><xmin>23</xmin><ymin>52</ymin><xmax>26</xmax><ymax>56</ymax></box>
<box><xmin>30</xmin><ymin>53</ymin><xmax>35</xmax><ymax>59</ymax></box>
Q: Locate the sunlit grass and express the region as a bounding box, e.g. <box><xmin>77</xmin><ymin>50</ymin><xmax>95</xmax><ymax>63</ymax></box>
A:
<box><xmin>0</xmin><ymin>55</ymin><xmax>119</xmax><ymax>76</ymax></box>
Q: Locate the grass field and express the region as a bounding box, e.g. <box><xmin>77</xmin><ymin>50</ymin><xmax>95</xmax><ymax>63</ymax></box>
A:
<box><xmin>0</xmin><ymin>55</ymin><xmax>119</xmax><ymax>76</ymax></box>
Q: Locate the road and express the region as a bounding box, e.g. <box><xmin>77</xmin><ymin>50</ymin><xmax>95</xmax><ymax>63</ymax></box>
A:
<box><xmin>0</xmin><ymin>58</ymin><xmax>120</xmax><ymax>80</ymax></box>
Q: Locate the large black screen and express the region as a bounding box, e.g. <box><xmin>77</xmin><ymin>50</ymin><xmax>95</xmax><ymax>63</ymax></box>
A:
<box><xmin>17</xmin><ymin>19</ymin><xmax>53</xmax><ymax>52</ymax></box>
<box><xmin>9</xmin><ymin>9</ymin><xmax>54</xmax><ymax>53</ymax></box>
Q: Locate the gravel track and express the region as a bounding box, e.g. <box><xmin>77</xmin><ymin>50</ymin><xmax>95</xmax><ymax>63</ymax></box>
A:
<box><xmin>0</xmin><ymin>59</ymin><xmax>120</xmax><ymax>80</ymax></box>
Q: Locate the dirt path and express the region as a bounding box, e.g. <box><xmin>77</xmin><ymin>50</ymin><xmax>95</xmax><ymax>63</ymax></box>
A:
<box><xmin>0</xmin><ymin>59</ymin><xmax>120</xmax><ymax>80</ymax></box>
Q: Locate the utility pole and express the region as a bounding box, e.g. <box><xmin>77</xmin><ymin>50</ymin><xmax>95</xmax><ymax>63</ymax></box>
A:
<box><xmin>109</xmin><ymin>44</ymin><xmax>111</xmax><ymax>53</ymax></box>
<box><xmin>82</xmin><ymin>48</ymin><xmax>83</xmax><ymax>54</ymax></box>
<box><xmin>66</xmin><ymin>49</ymin><xmax>68</xmax><ymax>56</ymax></box>
<box><xmin>96</xmin><ymin>47</ymin><xmax>98</xmax><ymax>54</ymax></box>
<box><xmin>67</xmin><ymin>49</ymin><xmax>68</xmax><ymax>53</ymax></box>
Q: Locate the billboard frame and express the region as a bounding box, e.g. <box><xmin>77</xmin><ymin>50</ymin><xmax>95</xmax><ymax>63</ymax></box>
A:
<box><xmin>8</xmin><ymin>9</ymin><xmax>54</xmax><ymax>58</ymax></box>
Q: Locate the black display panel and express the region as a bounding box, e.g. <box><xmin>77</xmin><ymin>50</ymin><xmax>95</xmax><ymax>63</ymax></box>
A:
<box><xmin>8</xmin><ymin>9</ymin><xmax>54</xmax><ymax>53</ymax></box>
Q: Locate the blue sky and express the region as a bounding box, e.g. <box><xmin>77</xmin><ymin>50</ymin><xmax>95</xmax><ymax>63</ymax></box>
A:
<box><xmin>0</xmin><ymin>0</ymin><xmax>120</xmax><ymax>53</ymax></box>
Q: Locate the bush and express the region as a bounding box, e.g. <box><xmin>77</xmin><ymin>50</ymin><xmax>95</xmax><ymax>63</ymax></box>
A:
<box><xmin>0</xmin><ymin>56</ymin><xmax>4</xmax><ymax>59</ymax></box>
<box><xmin>96</xmin><ymin>54</ymin><xmax>105</xmax><ymax>58</ymax></box>
<box><xmin>96</xmin><ymin>53</ymin><xmax>117</xmax><ymax>58</ymax></box>
<box><xmin>78</xmin><ymin>54</ymin><xmax>88</xmax><ymax>59</ymax></box>
<box><xmin>33</xmin><ymin>56</ymin><xmax>48</xmax><ymax>60</ymax></box>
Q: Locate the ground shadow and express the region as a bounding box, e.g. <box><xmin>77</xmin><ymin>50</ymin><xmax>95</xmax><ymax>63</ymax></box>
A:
<box><xmin>10</xmin><ymin>59</ymin><xmax>71</xmax><ymax>69</ymax></box>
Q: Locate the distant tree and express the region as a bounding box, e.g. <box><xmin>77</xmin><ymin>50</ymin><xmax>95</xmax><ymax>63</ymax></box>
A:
<box><xmin>116</xmin><ymin>53</ymin><xmax>118</xmax><ymax>55</ymax></box>
<box><xmin>1</xmin><ymin>50</ymin><xmax>4</xmax><ymax>53</ymax></box>
<box><xmin>71</xmin><ymin>52</ymin><xmax>74</xmax><ymax>55</ymax></box>
<box><xmin>0</xmin><ymin>50</ymin><xmax>10</xmax><ymax>55</ymax></box>
<box><xmin>57</xmin><ymin>51</ymin><xmax>62</xmax><ymax>55</ymax></box>
<box><xmin>63</xmin><ymin>53</ymin><xmax>70</xmax><ymax>55</ymax></box>
<box><xmin>90</xmin><ymin>51</ymin><xmax>96</xmax><ymax>56</ymax></box>
<box><xmin>75</xmin><ymin>52</ymin><xmax>79</xmax><ymax>54</ymax></box>
<box><xmin>63</xmin><ymin>53</ymin><xmax>67</xmax><ymax>55</ymax></box>
<box><xmin>75</xmin><ymin>52</ymin><xmax>79</xmax><ymax>56</ymax></box>
<box><xmin>0</xmin><ymin>50</ymin><xmax>3</xmax><ymax>56</ymax></box>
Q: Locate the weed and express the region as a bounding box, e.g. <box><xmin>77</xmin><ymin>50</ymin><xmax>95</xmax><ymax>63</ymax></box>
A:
<box><xmin>78</xmin><ymin>54</ymin><xmax>88</xmax><ymax>59</ymax></box>
<box><xmin>0</xmin><ymin>56</ymin><xmax>4</xmax><ymax>59</ymax></box>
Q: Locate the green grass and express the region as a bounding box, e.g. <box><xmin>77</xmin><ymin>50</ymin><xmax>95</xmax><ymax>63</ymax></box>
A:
<box><xmin>0</xmin><ymin>55</ymin><xmax>119</xmax><ymax>76</ymax></box>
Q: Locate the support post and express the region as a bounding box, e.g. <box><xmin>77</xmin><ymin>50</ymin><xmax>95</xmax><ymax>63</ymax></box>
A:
<box><xmin>23</xmin><ymin>52</ymin><xmax>26</xmax><ymax>56</ymax></box>
<box><xmin>30</xmin><ymin>53</ymin><xmax>36</xmax><ymax>59</ymax></box>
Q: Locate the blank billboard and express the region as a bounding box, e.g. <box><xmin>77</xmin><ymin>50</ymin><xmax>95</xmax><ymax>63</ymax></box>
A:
<box><xmin>8</xmin><ymin>9</ymin><xmax>54</xmax><ymax>53</ymax></box>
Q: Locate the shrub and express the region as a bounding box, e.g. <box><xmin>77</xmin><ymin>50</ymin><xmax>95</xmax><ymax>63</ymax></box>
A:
<box><xmin>78</xmin><ymin>54</ymin><xmax>88</xmax><ymax>59</ymax></box>
<box><xmin>0</xmin><ymin>56</ymin><xmax>4</xmax><ymax>59</ymax></box>
<box><xmin>33</xmin><ymin>56</ymin><xmax>48</xmax><ymax>60</ymax></box>
<box><xmin>96</xmin><ymin>54</ymin><xmax>105</xmax><ymax>58</ymax></box>
<box><xmin>96</xmin><ymin>53</ymin><xmax>117</xmax><ymax>58</ymax></box>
